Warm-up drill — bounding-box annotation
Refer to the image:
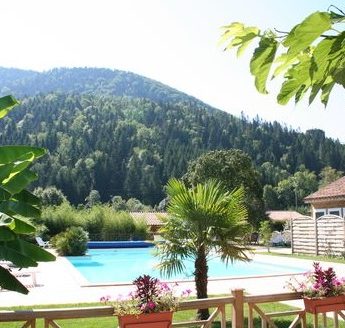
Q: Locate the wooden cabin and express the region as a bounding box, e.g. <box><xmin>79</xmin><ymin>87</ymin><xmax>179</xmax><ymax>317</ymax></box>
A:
<box><xmin>304</xmin><ymin>176</ymin><xmax>345</xmax><ymax>219</ymax></box>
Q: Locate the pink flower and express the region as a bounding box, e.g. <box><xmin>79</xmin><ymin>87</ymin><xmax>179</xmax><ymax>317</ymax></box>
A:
<box><xmin>181</xmin><ymin>288</ymin><xmax>192</xmax><ymax>297</ymax></box>
<box><xmin>102</xmin><ymin>275</ymin><xmax>181</xmax><ymax>316</ymax></box>
<box><xmin>333</xmin><ymin>278</ymin><xmax>343</xmax><ymax>286</ymax></box>
<box><xmin>100</xmin><ymin>295</ymin><xmax>111</xmax><ymax>303</ymax></box>
<box><xmin>140</xmin><ymin>301</ymin><xmax>156</xmax><ymax>312</ymax></box>
<box><xmin>312</xmin><ymin>283</ymin><xmax>320</xmax><ymax>290</ymax></box>
<box><xmin>147</xmin><ymin>301</ymin><xmax>156</xmax><ymax>309</ymax></box>
<box><xmin>159</xmin><ymin>282</ymin><xmax>171</xmax><ymax>291</ymax></box>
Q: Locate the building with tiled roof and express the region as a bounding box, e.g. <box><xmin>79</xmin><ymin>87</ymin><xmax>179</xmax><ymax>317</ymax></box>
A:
<box><xmin>130</xmin><ymin>212</ymin><xmax>167</xmax><ymax>233</ymax></box>
<box><xmin>304</xmin><ymin>176</ymin><xmax>345</xmax><ymax>218</ymax></box>
<box><xmin>266</xmin><ymin>210</ymin><xmax>302</xmax><ymax>223</ymax></box>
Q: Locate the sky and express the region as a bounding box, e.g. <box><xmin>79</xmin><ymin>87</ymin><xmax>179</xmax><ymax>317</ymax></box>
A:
<box><xmin>2</xmin><ymin>0</ymin><xmax>344</xmax><ymax>141</ymax></box>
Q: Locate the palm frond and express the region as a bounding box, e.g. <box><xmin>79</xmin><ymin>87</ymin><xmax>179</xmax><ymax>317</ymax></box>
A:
<box><xmin>156</xmin><ymin>257</ymin><xmax>186</xmax><ymax>278</ymax></box>
<box><xmin>158</xmin><ymin>178</ymin><xmax>252</xmax><ymax>281</ymax></box>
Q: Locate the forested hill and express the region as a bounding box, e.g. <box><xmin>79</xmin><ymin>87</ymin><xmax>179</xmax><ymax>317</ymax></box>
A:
<box><xmin>0</xmin><ymin>67</ymin><xmax>215</xmax><ymax>114</ymax></box>
<box><xmin>0</xmin><ymin>67</ymin><xmax>344</xmax><ymax>206</ymax></box>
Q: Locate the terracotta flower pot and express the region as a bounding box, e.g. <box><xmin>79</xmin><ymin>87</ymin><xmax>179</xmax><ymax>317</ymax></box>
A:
<box><xmin>118</xmin><ymin>311</ymin><xmax>173</xmax><ymax>328</ymax></box>
<box><xmin>303</xmin><ymin>295</ymin><xmax>345</xmax><ymax>314</ymax></box>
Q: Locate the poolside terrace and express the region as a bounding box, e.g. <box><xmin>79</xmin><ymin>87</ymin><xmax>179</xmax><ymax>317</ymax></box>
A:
<box><xmin>1</xmin><ymin>247</ymin><xmax>340</xmax><ymax>308</ymax></box>
<box><xmin>3</xmin><ymin>248</ymin><xmax>345</xmax><ymax>327</ymax></box>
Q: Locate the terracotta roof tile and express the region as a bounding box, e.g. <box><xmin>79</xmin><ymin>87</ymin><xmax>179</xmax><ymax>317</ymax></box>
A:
<box><xmin>304</xmin><ymin>176</ymin><xmax>345</xmax><ymax>202</ymax></box>
<box><xmin>266</xmin><ymin>211</ymin><xmax>302</xmax><ymax>222</ymax></box>
<box><xmin>130</xmin><ymin>212</ymin><xmax>167</xmax><ymax>226</ymax></box>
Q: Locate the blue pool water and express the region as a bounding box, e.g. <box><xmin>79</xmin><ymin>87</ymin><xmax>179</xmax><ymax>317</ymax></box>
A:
<box><xmin>67</xmin><ymin>248</ymin><xmax>307</xmax><ymax>283</ymax></box>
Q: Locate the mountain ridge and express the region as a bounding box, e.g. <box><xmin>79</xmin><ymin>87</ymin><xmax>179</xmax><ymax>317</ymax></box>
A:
<box><xmin>0</xmin><ymin>66</ymin><xmax>344</xmax><ymax>206</ymax></box>
<box><xmin>0</xmin><ymin>66</ymin><xmax>219</xmax><ymax>115</ymax></box>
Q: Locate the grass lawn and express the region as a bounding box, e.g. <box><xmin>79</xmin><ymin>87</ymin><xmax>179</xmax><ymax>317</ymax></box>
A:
<box><xmin>1</xmin><ymin>301</ymin><xmax>344</xmax><ymax>327</ymax></box>
<box><xmin>257</xmin><ymin>251</ymin><xmax>345</xmax><ymax>264</ymax></box>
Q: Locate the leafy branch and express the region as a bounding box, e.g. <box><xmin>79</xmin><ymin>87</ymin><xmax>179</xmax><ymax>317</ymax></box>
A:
<box><xmin>0</xmin><ymin>95</ymin><xmax>55</xmax><ymax>294</ymax></box>
<box><xmin>220</xmin><ymin>9</ymin><xmax>345</xmax><ymax>106</ymax></box>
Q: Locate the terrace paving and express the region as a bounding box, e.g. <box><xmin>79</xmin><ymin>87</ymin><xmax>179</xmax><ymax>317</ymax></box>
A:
<box><xmin>1</xmin><ymin>247</ymin><xmax>344</xmax><ymax>310</ymax></box>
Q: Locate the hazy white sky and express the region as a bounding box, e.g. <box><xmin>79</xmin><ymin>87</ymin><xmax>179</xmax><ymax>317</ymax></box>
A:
<box><xmin>2</xmin><ymin>0</ymin><xmax>344</xmax><ymax>141</ymax></box>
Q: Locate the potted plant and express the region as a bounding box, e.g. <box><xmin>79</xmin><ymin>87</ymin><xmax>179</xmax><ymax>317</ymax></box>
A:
<box><xmin>101</xmin><ymin>274</ymin><xmax>191</xmax><ymax>327</ymax></box>
<box><xmin>287</xmin><ymin>262</ymin><xmax>345</xmax><ymax>314</ymax></box>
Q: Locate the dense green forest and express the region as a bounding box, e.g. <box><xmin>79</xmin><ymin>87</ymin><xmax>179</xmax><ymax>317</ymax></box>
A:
<box><xmin>0</xmin><ymin>67</ymin><xmax>344</xmax><ymax>209</ymax></box>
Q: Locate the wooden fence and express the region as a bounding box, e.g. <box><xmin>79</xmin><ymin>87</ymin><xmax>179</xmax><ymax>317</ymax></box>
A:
<box><xmin>291</xmin><ymin>215</ymin><xmax>345</xmax><ymax>256</ymax></box>
<box><xmin>2</xmin><ymin>289</ymin><xmax>342</xmax><ymax>328</ymax></box>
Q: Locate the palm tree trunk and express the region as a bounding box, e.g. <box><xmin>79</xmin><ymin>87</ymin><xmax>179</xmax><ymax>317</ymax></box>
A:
<box><xmin>194</xmin><ymin>245</ymin><xmax>209</xmax><ymax>320</ymax></box>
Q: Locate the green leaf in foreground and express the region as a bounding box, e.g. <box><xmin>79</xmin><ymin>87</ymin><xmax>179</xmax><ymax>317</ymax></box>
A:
<box><xmin>0</xmin><ymin>95</ymin><xmax>19</xmax><ymax>119</ymax></box>
<box><xmin>221</xmin><ymin>9</ymin><xmax>345</xmax><ymax>106</ymax></box>
<box><xmin>283</xmin><ymin>12</ymin><xmax>332</xmax><ymax>57</ymax></box>
<box><xmin>220</xmin><ymin>22</ymin><xmax>260</xmax><ymax>57</ymax></box>
<box><xmin>250</xmin><ymin>37</ymin><xmax>277</xmax><ymax>94</ymax></box>
<box><xmin>0</xmin><ymin>266</ymin><xmax>28</xmax><ymax>294</ymax></box>
<box><xmin>0</xmin><ymin>95</ymin><xmax>55</xmax><ymax>294</ymax></box>
<box><xmin>0</xmin><ymin>145</ymin><xmax>45</xmax><ymax>165</ymax></box>
<box><xmin>277</xmin><ymin>53</ymin><xmax>312</xmax><ymax>105</ymax></box>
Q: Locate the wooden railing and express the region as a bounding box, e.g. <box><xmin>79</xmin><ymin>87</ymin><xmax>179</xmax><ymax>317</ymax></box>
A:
<box><xmin>245</xmin><ymin>291</ymin><xmax>305</xmax><ymax>328</ymax></box>
<box><xmin>173</xmin><ymin>295</ymin><xmax>232</xmax><ymax>327</ymax></box>
<box><xmin>0</xmin><ymin>289</ymin><xmax>343</xmax><ymax>327</ymax></box>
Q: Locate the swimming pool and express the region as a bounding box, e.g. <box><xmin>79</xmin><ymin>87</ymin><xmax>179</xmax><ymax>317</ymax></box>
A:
<box><xmin>67</xmin><ymin>248</ymin><xmax>307</xmax><ymax>284</ymax></box>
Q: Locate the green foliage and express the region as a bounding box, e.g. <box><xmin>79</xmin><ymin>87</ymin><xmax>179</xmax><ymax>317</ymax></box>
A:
<box><xmin>99</xmin><ymin>208</ymin><xmax>136</xmax><ymax>241</ymax></box>
<box><xmin>0</xmin><ymin>67</ymin><xmax>215</xmax><ymax>114</ymax></box>
<box><xmin>263</xmin><ymin>166</ymin><xmax>318</xmax><ymax>210</ymax></box>
<box><xmin>85</xmin><ymin>189</ymin><xmax>101</xmax><ymax>208</ymax></box>
<box><xmin>110</xmin><ymin>196</ymin><xmax>152</xmax><ymax>212</ymax></box>
<box><xmin>319</xmin><ymin>166</ymin><xmax>344</xmax><ymax>188</ymax></box>
<box><xmin>33</xmin><ymin>186</ymin><xmax>67</xmax><ymax>207</ymax></box>
<box><xmin>0</xmin><ymin>95</ymin><xmax>55</xmax><ymax>294</ymax></box>
<box><xmin>132</xmin><ymin>219</ymin><xmax>148</xmax><ymax>241</ymax></box>
<box><xmin>156</xmin><ymin>178</ymin><xmax>250</xmax><ymax>314</ymax></box>
<box><xmin>250</xmin><ymin>36</ymin><xmax>278</xmax><ymax>94</ymax></box>
<box><xmin>126</xmin><ymin>198</ymin><xmax>151</xmax><ymax>212</ymax></box>
<box><xmin>183</xmin><ymin>149</ymin><xmax>264</xmax><ymax>227</ymax></box>
<box><xmin>263</xmin><ymin>185</ymin><xmax>280</xmax><ymax>210</ymax></box>
<box><xmin>111</xmin><ymin>196</ymin><xmax>127</xmax><ymax>211</ymax></box>
<box><xmin>1</xmin><ymin>68</ymin><xmax>345</xmax><ymax>209</ymax></box>
<box><xmin>0</xmin><ymin>95</ymin><xmax>18</xmax><ymax>119</ymax></box>
<box><xmin>54</xmin><ymin>226</ymin><xmax>89</xmax><ymax>256</ymax></box>
<box><xmin>41</xmin><ymin>202</ymin><xmax>82</xmax><ymax>237</ymax></box>
<box><xmin>83</xmin><ymin>205</ymin><xmax>104</xmax><ymax>236</ymax></box>
<box><xmin>259</xmin><ymin>220</ymin><xmax>272</xmax><ymax>251</ymax></box>
<box><xmin>259</xmin><ymin>162</ymin><xmax>290</xmax><ymax>187</ymax></box>
<box><xmin>41</xmin><ymin>203</ymin><xmax>148</xmax><ymax>241</ymax></box>
<box><xmin>221</xmin><ymin>8</ymin><xmax>345</xmax><ymax>106</ymax></box>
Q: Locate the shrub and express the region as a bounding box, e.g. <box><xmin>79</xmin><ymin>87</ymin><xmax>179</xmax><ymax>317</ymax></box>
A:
<box><xmin>85</xmin><ymin>189</ymin><xmax>101</xmax><ymax>208</ymax></box>
<box><xmin>84</xmin><ymin>205</ymin><xmax>105</xmax><ymax>238</ymax></box>
<box><xmin>259</xmin><ymin>220</ymin><xmax>272</xmax><ymax>251</ymax></box>
<box><xmin>41</xmin><ymin>202</ymin><xmax>83</xmax><ymax>237</ymax></box>
<box><xmin>42</xmin><ymin>203</ymin><xmax>149</xmax><ymax>241</ymax></box>
<box><xmin>132</xmin><ymin>219</ymin><xmax>149</xmax><ymax>240</ymax></box>
<box><xmin>54</xmin><ymin>226</ymin><xmax>89</xmax><ymax>256</ymax></box>
<box><xmin>111</xmin><ymin>195</ymin><xmax>127</xmax><ymax>211</ymax></box>
<box><xmin>33</xmin><ymin>186</ymin><xmax>67</xmax><ymax>206</ymax></box>
<box><xmin>101</xmin><ymin>209</ymin><xmax>136</xmax><ymax>240</ymax></box>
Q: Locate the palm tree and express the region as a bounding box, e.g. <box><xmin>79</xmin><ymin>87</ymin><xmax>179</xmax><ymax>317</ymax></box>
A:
<box><xmin>156</xmin><ymin>179</ymin><xmax>251</xmax><ymax>320</ymax></box>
